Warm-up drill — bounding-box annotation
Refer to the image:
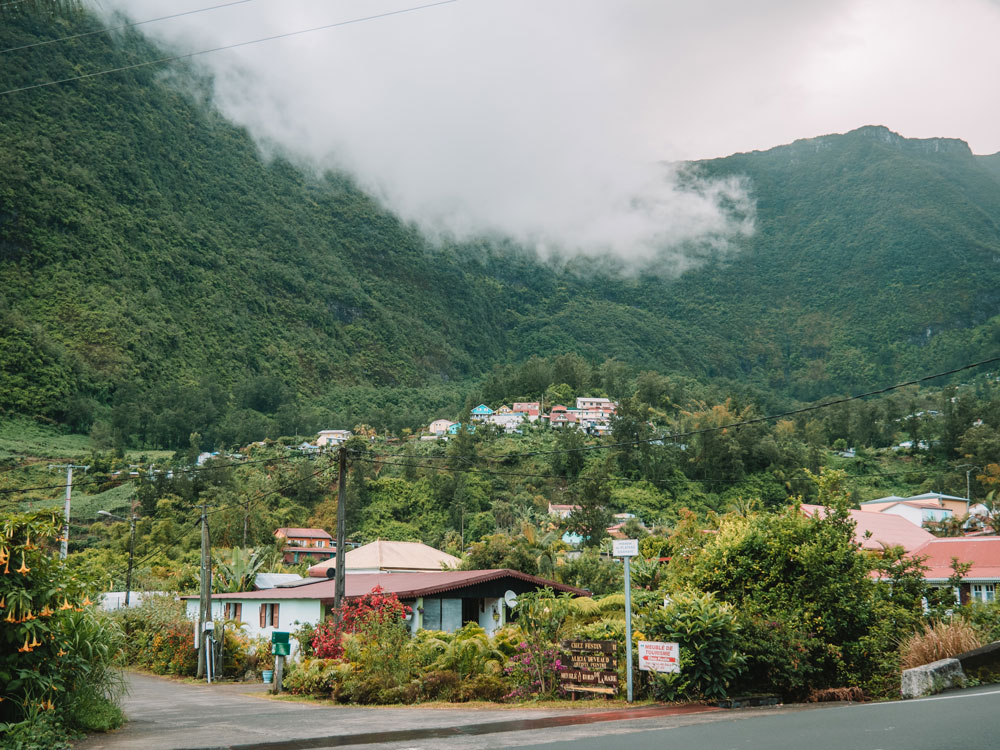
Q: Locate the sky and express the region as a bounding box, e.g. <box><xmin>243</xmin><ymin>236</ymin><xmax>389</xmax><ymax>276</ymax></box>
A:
<box><xmin>89</xmin><ymin>0</ymin><xmax>1000</xmax><ymax>262</ymax></box>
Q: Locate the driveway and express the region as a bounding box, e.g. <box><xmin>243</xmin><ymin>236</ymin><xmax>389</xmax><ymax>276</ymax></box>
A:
<box><xmin>73</xmin><ymin>672</ymin><xmax>725</xmax><ymax>750</ymax></box>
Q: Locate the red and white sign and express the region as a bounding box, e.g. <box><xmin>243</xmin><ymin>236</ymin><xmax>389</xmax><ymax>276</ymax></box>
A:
<box><xmin>638</xmin><ymin>640</ymin><xmax>680</xmax><ymax>673</ymax></box>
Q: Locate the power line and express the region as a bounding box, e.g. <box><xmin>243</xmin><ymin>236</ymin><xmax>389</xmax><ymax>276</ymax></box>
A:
<box><xmin>0</xmin><ymin>450</ymin><xmax>314</xmax><ymax>495</ymax></box>
<box><xmin>350</xmin><ymin>454</ymin><xmax>964</xmax><ymax>489</ymax></box>
<box><xmin>0</xmin><ymin>0</ymin><xmax>257</xmax><ymax>55</ymax></box>
<box><xmin>0</xmin><ymin>0</ymin><xmax>459</xmax><ymax>97</ymax></box>
<box><xmin>104</xmin><ymin>455</ymin><xmax>339</xmax><ymax>580</ymax></box>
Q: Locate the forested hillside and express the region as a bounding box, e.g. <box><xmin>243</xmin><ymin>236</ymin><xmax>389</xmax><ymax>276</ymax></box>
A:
<box><xmin>2</xmin><ymin>8</ymin><xmax>1000</xmax><ymax>448</ymax></box>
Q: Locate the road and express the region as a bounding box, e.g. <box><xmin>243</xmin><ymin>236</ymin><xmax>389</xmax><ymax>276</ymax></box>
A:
<box><xmin>508</xmin><ymin>685</ymin><xmax>1000</xmax><ymax>750</ymax></box>
<box><xmin>74</xmin><ymin>673</ymin><xmax>1000</xmax><ymax>750</ymax></box>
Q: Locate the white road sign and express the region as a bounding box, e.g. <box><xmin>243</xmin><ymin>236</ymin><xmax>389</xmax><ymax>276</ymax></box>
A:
<box><xmin>638</xmin><ymin>641</ymin><xmax>680</xmax><ymax>673</ymax></box>
<box><xmin>612</xmin><ymin>539</ymin><xmax>638</xmax><ymax>557</ymax></box>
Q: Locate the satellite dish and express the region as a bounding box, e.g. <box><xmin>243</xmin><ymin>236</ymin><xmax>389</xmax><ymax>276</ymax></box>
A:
<box><xmin>504</xmin><ymin>590</ymin><xmax>518</xmax><ymax>608</ymax></box>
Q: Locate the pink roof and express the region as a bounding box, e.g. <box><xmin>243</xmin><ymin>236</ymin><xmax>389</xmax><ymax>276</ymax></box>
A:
<box><xmin>185</xmin><ymin>569</ymin><xmax>589</xmax><ymax>601</ymax></box>
<box><xmin>910</xmin><ymin>537</ymin><xmax>1000</xmax><ymax>581</ymax></box>
<box><xmin>274</xmin><ymin>527</ymin><xmax>333</xmax><ymax>540</ymax></box>
<box><xmin>800</xmin><ymin>505</ymin><xmax>935</xmax><ymax>552</ymax></box>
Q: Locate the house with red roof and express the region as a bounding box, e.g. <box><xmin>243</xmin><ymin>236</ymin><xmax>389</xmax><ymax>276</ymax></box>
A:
<box><xmin>800</xmin><ymin>505</ymin><xmax>936</xmax><ymax>553</ymax></box>
<box><xmin>910</xmin><ymin>536</ymin><xmax>1000</xmax><ymax>605</ymax></box>
<box><xmin>274</xmin><ymin>527</ymin><xmax>336</xmax><ymax>564</ymax></box>
<box><xmin>183</xmin><ymin>569</ymin><xmax>588</xmax><ymax>649</ymax></box>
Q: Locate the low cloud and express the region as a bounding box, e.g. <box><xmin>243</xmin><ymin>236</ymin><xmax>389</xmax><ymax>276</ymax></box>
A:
<box><xmin>86</xmin><ymin>0</ymin><xmax>1000</xmax><ymax>266</ymax></box>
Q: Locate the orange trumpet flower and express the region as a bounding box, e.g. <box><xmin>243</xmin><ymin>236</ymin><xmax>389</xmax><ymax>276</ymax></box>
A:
<box><xmin>59</xmin><ymin>598</ymin><xmax>73</xmax><ymax>611</ymax></box>
<box><xmin>15</xmin><ymin>552</ymin><xmax>29</xmax><ymax>575</ymax></box>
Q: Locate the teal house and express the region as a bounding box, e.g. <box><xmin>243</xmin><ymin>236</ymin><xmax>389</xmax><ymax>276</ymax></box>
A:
<box><xmin>470</xmin><ymin>404</ymin><xmax>494</xmax><ymax>420</ymax></box>
<box><xmin>447</xmin><ymin>422</ymin><xmax>475</xmax><ymax>435</ymax></box>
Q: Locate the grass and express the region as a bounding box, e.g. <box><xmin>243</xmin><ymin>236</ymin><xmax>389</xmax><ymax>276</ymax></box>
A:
<box><xmin>0</xmin><ymin>416</ymin><xmax>91</xmax><ymax>460</ymax></box>
<box><xmin>900</xmin><ymin>619</ymin><xmax>982</xmax><ymax>670</ymax></box>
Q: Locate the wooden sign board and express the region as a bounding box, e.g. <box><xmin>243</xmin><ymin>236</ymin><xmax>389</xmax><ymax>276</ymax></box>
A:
<box><xmin>560</xmin><ymin>640</ymin><xmax>619</xmax><ymax>696</ymax></box>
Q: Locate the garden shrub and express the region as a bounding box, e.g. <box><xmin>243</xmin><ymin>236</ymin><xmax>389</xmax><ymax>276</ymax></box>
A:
<box><xmin>420</xmin><ymin>670</ymin><xmax>461</xmax><ymax>701</ymax></box>
<box><xmin>638</xmin><ymin>591</ymin><xmax>744</xmax><ymax>701</ymax></box>
<box><xmin>284</xmin><ymin>658</ymin><xmax>351</xmax><ymax>696</ymax></box>
<box><xmin>457</xmin><ymin>674</ymin><xmax>509</xmax><ymax>702</ymax></box>
<box><xmin>963</xmin><ymin>600</ymin><xmax>1000</xmax><ymax>643</ymax></box>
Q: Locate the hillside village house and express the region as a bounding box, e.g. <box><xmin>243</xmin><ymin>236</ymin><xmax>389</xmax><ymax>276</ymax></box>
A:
<box><xmin>512</xmin><ymin>402</ymin><xmax>542</xmax><ymax>420</ymax></box>
<box><xmin>428</xmin><ymin>419</ymin><xmax>457</xmax><ymax>436</ymax></box>
<box><xmin>184</xmin><ymin>570</ymin><xmax>587</xmax><ymax>650</ymax></box>
<box><xmin>274</xmin><ymin>527</ymin><xmax>336</xmax><ymax>564</ymax></box>
<box><xmin>470</xmin><ymin>405</ymin><xmax>494</xmax><ymax>420</ymax></box>
<box><xmin>911</xmin><ymin>536</ymin><xmax>1000</xmax><ymax>604</ymax></box>
<box><xmin>316</xmin><ymin>429</ymin><xmax>352</xmax><ymax>447</ymax></box>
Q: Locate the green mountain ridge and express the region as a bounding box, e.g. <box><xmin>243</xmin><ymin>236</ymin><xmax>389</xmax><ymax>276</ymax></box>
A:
<box><xmin>2</xmin><ymin>10</ymin><xmax>999</xmax><ymax>445</ymax></box>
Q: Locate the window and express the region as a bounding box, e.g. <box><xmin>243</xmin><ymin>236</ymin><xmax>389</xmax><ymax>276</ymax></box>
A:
<box><xmin>259</xmin><ymin>602</ymin><xmax>280</xmax><ymax>628</ymax></box>
<box><xmin>971</xmin><ymin>583</ymin><xmax>995</xmax><ymax>603</ymax></box>
<box><xmin>224</xmin><ymin>602</ymin><xmax>242</xmax><ymax>621</ymax></box>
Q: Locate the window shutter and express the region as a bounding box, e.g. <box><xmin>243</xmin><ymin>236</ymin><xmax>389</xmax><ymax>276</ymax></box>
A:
<box><xmin>236</xmin><ymin>603</ymin><xmax>242</xmax><ymax>621</ymax></box>
<box><xmin>273</xmin><ymin>603</ymin><xmax>280</xmax><ymax>628</ymax></box>
<box><xmin>259</xmin><ymin>603</ymin><xmax>266</xmax><ymax>628</ymax></box>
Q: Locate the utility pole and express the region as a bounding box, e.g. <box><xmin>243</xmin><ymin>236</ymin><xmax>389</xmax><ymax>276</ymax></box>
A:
<box><xmin>197</xmin><ymin>501</ymin><xmax>213</xmax><ymax>679</ymax></box>
<box><xmin>50</xmin><ymin>464</ymin><xmax>88</xmax><ymax>559</ymax></box>
<box><xmin>243</xmin><ymin>496</ymin><xmax>249</xmax><ymax>548</ymax></box>
<box><xmin>333</xmin><ymin>447</ymin><xmax>348</xmax><ymax>623</ymax></box>
<box><xmin>125</xmin><ymin>513</ymin><xmax>137</xmax><ymax>607</ymax></box>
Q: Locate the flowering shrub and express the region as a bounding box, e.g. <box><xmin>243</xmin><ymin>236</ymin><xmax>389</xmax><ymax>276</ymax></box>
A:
<box><xmin>0</xmin><ymin>512</ymin><xmax>125</xmax><ymax>744</ymax></box>
<box><xmin>311</xmin><ymin>586</ymin><xmax>411</xmax><ymax>659</ymax></box>
<box><xmin>503</xmin><ymin>641</ymin><xmax>565</xmax><ymax>699</ymax></box>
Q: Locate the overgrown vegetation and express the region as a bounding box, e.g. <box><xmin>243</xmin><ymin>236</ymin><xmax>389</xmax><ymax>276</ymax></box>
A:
<box><xmin>0</xmin><ymin>512</ymin><xmax>125</xmax><ymax>747</ymax></box>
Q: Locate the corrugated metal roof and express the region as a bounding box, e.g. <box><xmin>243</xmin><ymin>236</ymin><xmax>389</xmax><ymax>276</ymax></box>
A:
<box><xmin>800</xmin><ymin>504</ymin><xmax>935</xmax><ymax>552</ymax></box>
<box><xmin>911</xmin><ymin>537</ymin><xmax>1000</xmax><ymax>581</ymax></box>
<box><xmin>183</xmin><ymin>569</ymin><xmax>588</xmax><ymax>601</ymax></box>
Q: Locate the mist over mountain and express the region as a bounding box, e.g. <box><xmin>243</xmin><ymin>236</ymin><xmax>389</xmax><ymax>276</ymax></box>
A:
<box><xmin>1</xmin><ymin>10</ymin><xmax>999</xmax><ymax>445</ymax></box>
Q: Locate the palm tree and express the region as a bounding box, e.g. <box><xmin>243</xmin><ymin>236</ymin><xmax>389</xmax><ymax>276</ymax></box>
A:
<box><xmin>213</xmin><ymin>547</ymin><xmax>270</xmax><ymax>593</ymax></box>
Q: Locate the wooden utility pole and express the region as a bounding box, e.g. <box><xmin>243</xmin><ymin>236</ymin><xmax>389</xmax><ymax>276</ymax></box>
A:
<box><xmin>333</xmin><ymin>447</ymin><xmax>348</xmax><ymax>622</ymax></box>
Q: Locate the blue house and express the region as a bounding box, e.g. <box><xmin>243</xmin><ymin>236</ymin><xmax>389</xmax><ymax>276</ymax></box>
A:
<box><xmin>448</xmin><ymin>422</ymin><xmax>475</xmax><ymax>435</ymax></box>
<box><xmin>470</xmin><ymin>404</ymin><xmax>494</xmax><ymax>421</ymax></box>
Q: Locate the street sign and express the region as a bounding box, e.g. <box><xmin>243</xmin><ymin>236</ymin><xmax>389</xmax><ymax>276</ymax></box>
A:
<box><xmin>612</xmin><ymin>539</ymin><xmax>639</xmax><ymax>557</ymax></box>
<box><xmin>638</xmin><ymin>641</ymin><xmax>680</xmax><ymax>673</ymax></box>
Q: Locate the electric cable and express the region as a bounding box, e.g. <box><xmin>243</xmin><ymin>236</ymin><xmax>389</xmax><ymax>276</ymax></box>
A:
<box><xmin>0</xmin><ymin>0</ymin><xmax>257</xmax><ymax>55</ymax></box>
<box><xmin>0</xmin><ymin>0</ymin><xmax>459</xmax><ymax>96</ymax></box>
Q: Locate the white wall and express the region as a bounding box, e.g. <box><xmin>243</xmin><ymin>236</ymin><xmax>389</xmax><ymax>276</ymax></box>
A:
<box><xmin>185</xmin><ymin>598</ymin><xmax>323</xmax><ymax>657</ymax></box>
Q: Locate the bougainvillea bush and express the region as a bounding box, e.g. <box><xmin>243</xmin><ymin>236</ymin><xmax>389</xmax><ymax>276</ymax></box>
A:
<box><xmin>310</xmin><ymin>586</ymin><xmax>411</xmax><ymax>659</ymax></box>
<box><xmin>0</xmin><ymin>512</ymin><xmax>125</xmax><ymax>747</ymax></box>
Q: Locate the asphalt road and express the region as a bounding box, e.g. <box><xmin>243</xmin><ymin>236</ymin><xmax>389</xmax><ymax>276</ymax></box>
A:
<box><xmin>508</xmin><ymin>685</ymin><xmax>1000</xmax><ymax>750</ymax></box>
<box><xmin>73</xmin><ymin>673</ymin><xmax>1000</xmax><ymax>750</ymax></box>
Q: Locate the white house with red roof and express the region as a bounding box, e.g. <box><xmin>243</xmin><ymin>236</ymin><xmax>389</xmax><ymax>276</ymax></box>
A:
<box><xmin>910</xmin><ymin>536</ymin><xmax>1000</xmax><ymax>605</ymax></box>
<box><xmin>183</xmin><ymin>569</ymin><xmax>588</xmax><ymax>647</ymax></box>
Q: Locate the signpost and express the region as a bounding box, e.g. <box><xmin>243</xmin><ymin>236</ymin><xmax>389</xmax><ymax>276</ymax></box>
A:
<box><xmin>271</xmin><ymin>631</ymin><xmax>290</xmax><ymax>693</ymax></box>
<box><xmin>612</xmin><ymin>538</ymin><xmax>638</xmax><ymax>702</ymax></box>
<box><xmin>638</xmin><ymin>641</ymin><xmax>680</xmax><ymax>673</ymax></box>
<box><xmin>559</xmin><ymin>640</ymin><xmax>618</xmax><ymax>696</ymax></box>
